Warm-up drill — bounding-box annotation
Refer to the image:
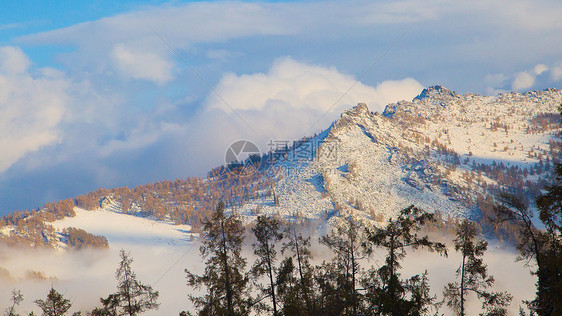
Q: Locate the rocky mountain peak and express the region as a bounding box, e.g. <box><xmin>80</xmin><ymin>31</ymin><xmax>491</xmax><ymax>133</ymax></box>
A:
<box><xmin>413</xmin><ymin>85</ymin><xmax>456</xmax><ymax>102</ymax></box>
<box><xmin>345</xmin><ymin>102</ymin><xmax>370</xmax><ymax>117</ymax></box>
<box><xmin>331</xmin><ymin>103</ymin><xmax>372</xmax><ymax>133</ymax></box>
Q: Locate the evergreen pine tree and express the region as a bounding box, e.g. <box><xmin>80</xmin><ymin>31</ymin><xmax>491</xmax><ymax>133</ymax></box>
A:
<box><xmin>97</xmin><ymin>250</ymin><xmax>159</xmax><ymax>316</ymax></box>
<box><xmin>318</xmin><ymin>215</ymin><xmax>366</xmax><ymax>315</ymax></box>
<box><xmin>534</xmin><ymin>163</ymin><xmax>562</xmax><ymax>315</ymax></box>
<box><xmin>364</xmin><ymin>205</ymin><xmax>447</xmax><ymax>316</ymax></box>
<box><xmin>90</xmin><ymin>294</ymin><xmax>119</xmax><ymax>315</ymax></box>
<box><xmin>251</xmin><ymin>215</ymin><xmax>284</xmax><ymax>315</ymax></box>
<box><xmin>443</xmin><ymin>219</ymin><xmax>512</xmax><ymax>316</ymax></box>
<box><xmin>493</xmin><ymin>192</ymin><xmax>557</xmax><ymax>316</ymax></box>
<box><xmin>185</xmin><ymin>202</ymin><xmax>251</xmax><ymax>315</ymax></box>
<box><xmin>34</xmin><ymin>287</ymin><xmax>71</xmax><ymax>316</ymax></box>
<box><xmin>6</xmin><ymin>289</ymin><xmax>23</xmax><ymax>316</ymax></box>
<box><xmin>280</xmin><ymin>224</ymin><xmax>315</xmax><ymax>315</ymax></box>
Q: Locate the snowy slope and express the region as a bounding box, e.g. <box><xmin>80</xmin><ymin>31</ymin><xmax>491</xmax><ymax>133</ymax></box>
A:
<box><xmin>232</xmin><ymin>87</ymin><xmax>562</xmax><ymax>223</ymax></box>
<box><xmin>51</xmin><ymin>206</ymin><xmax>196</xmax><ymax>249</ymax></box>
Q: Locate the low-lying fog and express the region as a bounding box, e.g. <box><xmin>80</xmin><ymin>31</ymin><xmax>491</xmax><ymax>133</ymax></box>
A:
<box><xmin>0</xmin><ymin>210</ymin><xmax>536</xmax><ymax>315</ymax></box>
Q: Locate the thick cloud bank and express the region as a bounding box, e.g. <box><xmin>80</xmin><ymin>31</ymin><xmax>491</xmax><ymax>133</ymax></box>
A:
<box><xmin>0</xmin><ymin>46</ymin><xmax>68</xmax><ymax>172</ymax></box>
<box><xmin>207</xmin><ymin>57</ymin><xmax>422</xmax><ymax>113</ymax></box>
<box><xmin>0</xmin><ymin>55</ymin><xmax>422</xmax><ymax>213</ymax></box>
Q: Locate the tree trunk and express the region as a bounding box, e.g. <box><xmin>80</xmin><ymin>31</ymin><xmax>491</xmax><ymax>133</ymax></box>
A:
<box><xmin>350</xmin><ymin>232</ymin><xmax>357</xmax><ymax>315</ymax></box>
<box><xmin>221</xmin><ymin>221</ymin><xmax>233</xmax><ymax>316</ymax></box>
<box><xmin>265</xmin><ymin>244</ymin><xmax>278</xmax><ymax>316</ymax></box>
<box><xmin>460</xmin><ymin>252</ymin><xmax>466</xmax><ymax>316</ymax></box>
<box><xmin>292</xmin><ymin>228</ymin><xmax>311</xmax><ymax>314</ymax></box>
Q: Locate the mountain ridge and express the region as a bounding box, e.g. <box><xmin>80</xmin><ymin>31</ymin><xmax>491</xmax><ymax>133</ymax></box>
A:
<box><xmin>1</xmin><ymin>86</ymin><xmax>561</xmax><ymax>249</ymax></box>
<box><xmin>231</xmin><ymin>86</ymin><xmax>561</xmax><ymax>223</ymax></box>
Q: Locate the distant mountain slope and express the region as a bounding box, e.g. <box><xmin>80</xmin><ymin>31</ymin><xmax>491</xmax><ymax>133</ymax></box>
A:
<box><xmin>51</xmin><ymin>206</ymin><xmax>194</xmax><ymax>248</ymax></box>
<box><xmin>1</xmin><ymin>86</ymin><xmax>561</xmax><ymax>248</ymax></box>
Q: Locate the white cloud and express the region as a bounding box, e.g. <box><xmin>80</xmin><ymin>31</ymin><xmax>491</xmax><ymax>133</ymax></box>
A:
<box><xmin>207</xmin><ymin>57</ymin><xmax>422</xmax><ymax>113</ymax></box>
<box><xmin>17</xmin><ymin>1</ymin><xmax>442</xmax><ymax>47</ymax></box>
<box><xmin>98</xmin><ymin>121</ymin><xmax>183</xmax><ymax>158</ymax></box>
<box><xmin>534</xmin><ymin>64</ymin><xmax>548</xmax><ymax>75</ymax></box>
<box><xmin>508</xmin><ymin>62</ymin><xmax>561</xmax><ymax>91</ymax></box>
<box><xmin>201</xmin><ymin>57</ymin><xmax>423</xmax><ymax>149</ymax></box>
<box><xmin>0</xmin><ymin>46</ymin><xmax>31</xmax><ymax>75</ymax></box>
<box><xmin>484</xmin><ymin>0</ymin><xmax>562</xmax><ymax>32</ymax></box>
<box><xmin>512</xmin><ymin>71</ymin><xmax>535</xmax><ymax>91</ymax></box>
<box><xmin>13</xmin><ymin>0</ymin><xmax>562</xmax><ymax>92</ymax></box>
<box><xmin>205</xmin><ymin>49</ymin><xmax>238</xmax><ymax>62</ymax></box>
<box><xmin>487</xmin><ymin>61</ymin><xmax>562</xmax><ymax>94</ymax></box>
<box><xmin>16</xmin><ymin>2</ymin><xmax>301</xmax><ymax>83</ymax></box>
<box><xmin>111</xmin><ymin>43</ymin><xmax>174</xmax><ymax>84</ymax></box>
<box><xmin>0</xmin><ymin>47</ymin><xmax>69</xmax><ymax>172</ymax></box>
<box><xmin>371</xmin><ymin>78</ymin><xmax>425</xmax><ymax>109</ymax></box>
<box><xmin>9</xmin><ymin>1</ymin><xmax>466</xmax><ymax>85</ymax></box>
<box><xmin>0</xmin><ymin>23</ymin><xmax>24</xmax><ymax>31</ymax></box>
<box><xmin>484</xmin><ymin>73</ymin><xmax>507</xmax><ymax>86</ymax></box>
<box><xmin>552</xmin><ymin>62</ymin><xmax>562</xmax><ymax>81</ymax></box>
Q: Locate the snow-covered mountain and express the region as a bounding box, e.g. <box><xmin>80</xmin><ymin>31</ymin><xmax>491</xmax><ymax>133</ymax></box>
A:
<box><xmin>233</xmin><ymin>86</ymin><xmax>562</xmax><ymax>224</ymax></box>
<box><xmin>4</xmin><ymin>86</ymin><xmax>562</xmax><ymax>248</ymax></box>
<box><xmin>2</xmin><ymin>86</ymin><xmax>560</xmax><ymax>249</ymax></box>
<box><xmin>1</xmin><ymin>86</ymin><xmax>558</xmax><ymax>314</ymax></box>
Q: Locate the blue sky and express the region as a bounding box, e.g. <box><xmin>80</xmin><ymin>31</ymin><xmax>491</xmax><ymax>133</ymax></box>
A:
<box><xmin>1</xmin><ymin>0</ymin><xmax>562</xmax><ymax>214</ymax></box>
